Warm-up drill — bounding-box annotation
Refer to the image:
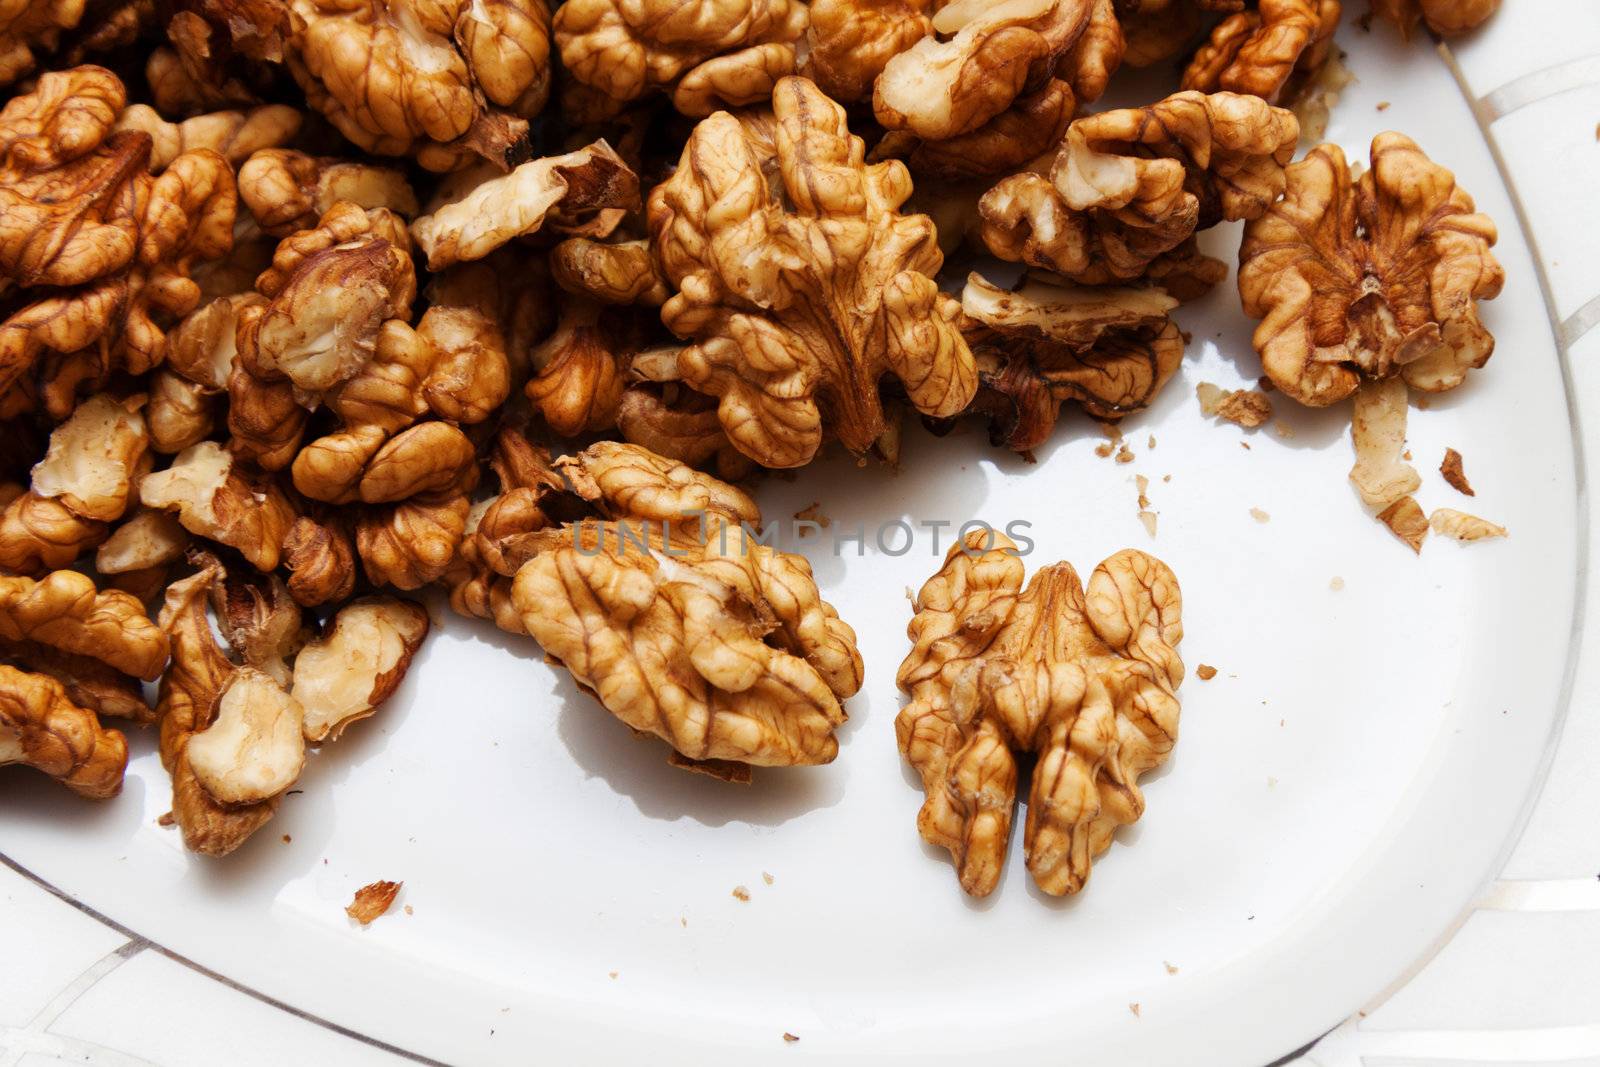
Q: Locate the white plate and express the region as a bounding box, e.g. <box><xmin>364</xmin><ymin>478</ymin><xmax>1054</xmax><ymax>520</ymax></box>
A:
<box><xmin>0</xmin><ymin>23</ymin><xmax>1581</xmax><ymax>1067</ymax></box>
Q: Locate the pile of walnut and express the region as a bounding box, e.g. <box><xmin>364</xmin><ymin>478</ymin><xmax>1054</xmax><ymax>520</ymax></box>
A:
<box><xmin>0</xmin><ymin>0</ymin><xmax>1502</xmax><ymax>885</ymax></box>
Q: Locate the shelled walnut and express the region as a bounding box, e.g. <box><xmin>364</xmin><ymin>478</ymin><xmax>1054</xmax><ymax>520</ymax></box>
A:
<box><xmin>1370</xmin><ymin>0</ymin><xmax>1499</xmax><ymax>38</ymax></box>
<box><xmin>553</xmin><ymin>0</ymin><xmax>808</xmax><ymax>121</ymax></box>
<box><xmin>511</xmin><ymin>442</ymin><xmax>863</xmax><ymax>777</ymax></box>
<box><xmin>156</xmin><ymin>554</ymin><xmax>427</xmax><ymax>855</ymax></box>
<box><xmin>0</xmin><ymin>393</ymin><xmax>150</xmax><ymax>575</ymax></box>
<box><xmin>283</xmin><ymin>0</ymin><xmax>553</xmax><ymax>171</ymax></box>
<box><xmin>897</xmin><ymin>529</ymin><xmax>1184</xmax><ymax>897</ymax></box>
<box><xmin>980</xmin><ymin>90</ymin><xmax>1296</xmax><ymax>286</ymax></box>
<box><xmin>238</xmin><ymin>148</ymin><xmax>418</xmax><ymax>237</ymax></box>
<box><xmin>1180</xmin><ymin>0</ymin><xmax>1340</xmax><ymax>105</ymax></box>
<box><xmin>0</xmin><ymin>66</ymin><xmax>237</xmax><ymax>416</ymax></box>
<box><xmin>956</xmin><ymin>274</ymin><xmax>1185</xmax><ymax>452</ymax></box>
<box><xmin>649</xmin><ymin>75</ymin><xmax>976</xmax><ymax>468</ymax></box>
<box><xmin>1238</xmin><ymin>133</ymin><xmax>1503</xmax><ymax>405</ymax></box>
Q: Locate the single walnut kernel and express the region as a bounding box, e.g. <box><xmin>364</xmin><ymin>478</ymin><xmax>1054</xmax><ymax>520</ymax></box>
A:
<box><xmin>139</xmin><ymin>441</ymin><xmax>297</xmax><ymax>572</ymax></box>
<box><xmin>239</xmin><ymin>148</ymin><xmax>418</xmax><ymax>236</ymax></box>
<box><xmin>650</xmin><ymin>76</ymin><xmax>976</xmax><ymax>467</ymax></box>
<box><xmin>553</xmin><ymin>0</ymin><xmax>807</xmax><ymax>119</ymax></box>
<box><xmin>285</xmin><ymin>0</ymin><xmax>553</xmax><ymax>171</ymax></box>
<box><xmin>0</xmin><ymin>664</ymin><xmax>128</xmax><ymax>799</ymax></box>
<box><xmin>511</xmin><ymin>442</ymin><xmax>863</xmax><ymax>774</ymax></box>
<box><xmin>1371</xmin><ymin>0</ymin><xmax>1499</xmax><ymax>38</ymax></box>
<box><xmin>897</xmin><ymin>530</ymin><xmax>1183</xmax><ymax>897</ymax></box>
<box><xmin>292</xmin><ymin>598</ymin><xmax>428</xmax><ymax>742</ymax></box>
<box><xmin>1180</xmin><ymin>0</ymin><xmax>1341</xmax><ymax>104</ymax></box>
<box><xmin>981</xmin><ymin>90</ymin><xmax>1296</xmax><ymax>285</ymax></box>
<box><xmin>1239</xmin><ymin>133</ymin><xmax>1504</xmax><ymax>406</ymax></box>
<box><xmin>957</xmin><ymin>274</ymin><xmax>1184</xmax><ymax>451</ymax></box>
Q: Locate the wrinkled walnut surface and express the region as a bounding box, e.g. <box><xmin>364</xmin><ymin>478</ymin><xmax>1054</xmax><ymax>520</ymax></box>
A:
<box><xmin>1238</xmin><ymin>133</ymin><xmax>1504</xmax><ymax>405</ymax></box>
<box><xmin>897</xmin><ymin>529</ymin><xmax>1184</xmax><ymax>896</ymax></box>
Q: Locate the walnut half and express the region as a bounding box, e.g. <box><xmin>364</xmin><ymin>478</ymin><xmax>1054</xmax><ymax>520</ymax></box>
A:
<box><xmin>897</xmin><ymin>530</ymin><xmax>1183</xmax><ymax>896</ymax></box>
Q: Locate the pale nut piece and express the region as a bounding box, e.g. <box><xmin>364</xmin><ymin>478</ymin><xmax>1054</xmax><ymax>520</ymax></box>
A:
<box><xmin>417</xmin><ymin>305</ymin><xmax>512</xmax><ymax>424</ymax></box>
<box><xmin>139</xmin><ymin>441</ymin><xmax>297</xmax><ymax>572</ymax></box>
<box><xmin>1238</xmin><ymin>133</ymin><xmax>1504</xmax><ymax>406</ymax></box>
<box><xmin>980</xmin><ymin>90</ymin><xmax>1297</xmax><ymax>284</ymax></box>
<box><xmin>410</xmin><ymin>141</ymin><xmax>639</xmax><ymax>270</ymax></box>
<box><xmin>873</xmin><ymin>0</ymin><xmax>1097</xmax><ymax>142</ymax></box>
<box><xmin>649</xmin><ymin>76</ymin><xmax>977</xmax><ymax>467</ymax></box>
<box><xmin>184</xmin><ymin>666</ymin><xmax>306</xmax><ymax>805</ymax></box>
<box><xmin>958</xmin><ymin>273</ymin><xmax>1184</xmax><ymax>451</ymax></box>
<box><xmin>96</xmin><ymin>508</ymin><xmax>190</xmax><ymax>575</ymax></box>
<box><xmin>146</xmin><ymin>369</ymin><xmax>218</xmax><ymax>454</ymax></box>
<box><xmin>291</xmin><ymin>597</ymin><xmax>428</xmax><ymax>742</ymax></box>
<box><xmin>239</xmin><ymin>148</ymin><xmax>419</xmax><ymax>237</ymax></box>
<box><xmin>553</xmin><ymin>0</ymin><xmax>806</xmax><ymax>116</ymax></box>
<box><xmin>511</xmin><ymin>442</ymin><xmax>862</xmax><ymax>773</ymax></box>
<box><xmin>897</xmin><ymin>530</ymin><xmax>1183</xmax><ymax>897</ymax></box>
<box><xmin>0</xmin><ymin>664</ymin><xmax>128</xmax><ymax>799</ymax></box>
<box><xmin>1348</xmin><ymin>376</ymin><xmax>1420</xmax><ymax>508</ymax></box>
<box><xmin>1371</xmin><ymin>0</ymin><xmax>1499</xmax><ymax>38</ymax></box>
<box><xmin>29</xmin><ymin>392</ymin><xmax>149</xmax><ymax>522</ymax></box>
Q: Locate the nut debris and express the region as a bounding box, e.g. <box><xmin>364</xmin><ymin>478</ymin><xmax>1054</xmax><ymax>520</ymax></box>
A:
<box><xmin>1440</xmin><ymin>448</ymin><xmax>1475</xmax><ymax>496</ymax></box>
<box><xmin>347</xmin><ymin>880</ymin><xmax>402</xmax><ymax>925</ymax></box>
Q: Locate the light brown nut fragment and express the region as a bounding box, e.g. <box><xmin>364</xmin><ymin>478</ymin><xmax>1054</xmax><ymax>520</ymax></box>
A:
<box><xmin>184</xmin><ymin>666</ymin><xmax>306</xmax><ymax>805</ymax></box>
<box><xmin>0</xmin><ymin>2</ymin><xmax>87</xmax><ymax>88</ymax></box>
<box><xmin>1348</xmin><ymin>377</ymin><xmax>1419</xmax><ymax>508</ymax></box>
<box><xmin>239</xmin><ymin>148</ymin><xmax>418</xmax><ymax>236</ymax></box>
<box><xmin>357</xmin><ymin>494</ymin><xmax>472</xmax><ymax>590</ymax></box>
<box><xmin>525</xmin><ymin>300</ymin><xmax>638</xmax><ymax>437</ymax></box>
<box><xmin>358</xmin><ymin>422</ymin><xmax>479</xmax><ymax>505</ymax></box>
<box><xmin>1239</xmin><ymin>134</ymin><xmax>1504</xmax><ymax>406</ymax></box>
<box><xmin>114</xmin><ymin>103</ymin><xmax>302</xmax><ymax>171</ymax></box>
<box><xmin>29</xmin><ymin>393</ymin><xmax>149</xmax><ymax>522</ymax></box>
<box><xmin>650</xmin><ymin>76</ymin><xmax>976</xmax><ymax>467</ymax></box>
<box><xmin>410</xmin><ymin>141</ymin><xmax>639</xmax><ymax>270</ymax></box>
<box><xmin>958</xmin><ymin>274</ymin><xmax>1183</xmax><ymax>451</ymax></box>
<box><xmin>281</xmin><ymin>515</ymin><xmax>357</xmax><ymax>607</ymax></box>
<box><xmin>804</xmin><ymin>0</ymin><xmax>933</xmax><ymax>103</ymax></box>
<box><xmin>346</xmin><ymin>880</ymin><xmax>402</xmax><ymax>924</ymax></box>
<box><xmin>896</xmin><ymin>530</ymin><xmax>1183</xmax><ymax>897</ymax></box>
<box><xmin>0</xmin><ymin>490</ymin><xmax>106</xmax><ymax>574</ymax></box>
<box><xmin>207</xmin><ymin>565</ymin><xmax>307</xmax><ymax>686</ymax></box>
<box><xmin>285</xmin><ymin>0</ymin><xmax>553</xmax><ymax>171</ymax></box>
<box><xmin>1440</xmin><ymin>447</ymin><xmax>1474</xmax><ymax>496</ymax></box>
<box><xmin>1371</xmin><ymin>0</ymin><xmax>1499</xmax><ymax>38</ymax></box>
<box><xmin>1195</xmin><ymin>382</ymin><xmax>1272</xmax><ymax>428</ymax></box>
<box><xmin>0</xmin><ymin>569</ymin><xmax>168</xmax><ymax>680</ymax></box>
<box><xmin>139</xmin><ymin>441</ymin><xmax>298</xmax><ymax>572</ymax></box>
<box><xmin>550</xmin><ymin>237</ymin><xmax>668</xmax><ymax>306</ymax></box>
<box><xmin>553</xmin><ymin>0</ymin><xmax>806</xmax><ymax>117</ymax></box>
<box><xmin>873</xmin><ymin>0</ymin><xmax>1102</xmax><ymax>141</ymax></box>
<box><xmin>980</xmin><ymin>90</ymin><xmax>1296</xmax><ymax>285</ymax></box>
<box><xmin>292</xmin><ymin>598</ymin><xmax>428</xmax><ymax>742</ymax></box>
<box><xmin>1377</xmin><ymin>495</ymin><xmax>1428</xmax><ymax>552</ymax></box>
<box><xmin>511</xmin><ymin>442</ymin><xmax>861</xmax><ymax>773</ymax></box>
<box><xmin>1180</xmin><ymin>0</ymin><xmax>1341</xmax><ymax>104</ymax></box>
<box><xmin>96</xmin><ymin>508</ymin><xmax>190</xmax><ymax>575</ymax></box>
<box><xmin>1429</xmin><ymin>507</ymin><xmax>1505</xmax><ymax>541</ymax></box>
<box><xmin>0</xmin><ymin>663</ymin><xmax>127</xmax><ymax>799</ymax></box>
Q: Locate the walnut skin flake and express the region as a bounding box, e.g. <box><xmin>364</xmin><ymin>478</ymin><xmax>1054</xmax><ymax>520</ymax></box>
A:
<box><xmin>1348</xmin><ymin>377</ymin><xmax>1419</xmax><ymax>508</ymax></box>
<box><xmin>897</xmin><ymin>530</ymin><xmax>1183</xmax><ymax>897</ymax></box>
<box><xmin>980</xmin><ymin>90</ymin><xmax>1296</xmax><ymax>286</ymax></box>
<box><xmin>285</xmin><ymin>0</ymin><xmax>553</xmax><ymax>171</ymax></box>
<box><xmin>553</xmin><ymin>0</ymin><xmax>807</xmax><ymax>120</ymax></box>
<box><xmin>958</xmin><ymin>273</ymin><xmax>1183</xmax><ymax>452</ymax></box>
<box><xmin>1239</xmin><ymin>133</ymin><xmax>1504</xmax><ymax>406</ymax></box>
<box><xmin>649</xmin><ymin>76</ymin><xmax>977</xmax><ymax>468</ymax></box>
<box><xmin>1440</xmin><ymin>447</ymin><xmax>1474</xmax><ymax>496</ymax></box>
<box><xmin>1377</xmin><ymin>495</ymin><xmax>1428</xmax><ymax>552</ymax></box>
<box><xmin>1371</xmin><ymin>0</ymin><xmax>1499</xmax><ymax>38</ymax></box>
<box><xmin>511</xmin><ymin>442</ymin><xmax>863</xmax><ymax>774</ymax></box>
<box><xmin>347</xmin><ymin>879</ymin><xmax>403</xmax><ymax>924</ymax></box>
<box><xmin>410</xmin><ymin>141</ymin><xmax>639</xmax><ymax>270</ymax></box>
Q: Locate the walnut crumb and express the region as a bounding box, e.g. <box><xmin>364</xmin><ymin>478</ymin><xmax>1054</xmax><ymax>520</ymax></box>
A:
<box><xmin>609</xmin><ymin>971</ymin><xmax>618</xmax><ymax>979</ymax></box>
<box><xmin>1136</xmin><ymin>475</ymin><xmax>1151</xmax><ymax>509</ymax></box>
<box><xmin>794</xmin><ymin>502</ymin><xmax>831</xmax><ymax>531</ymax></box>
<box><xmin>1094</xmin><ymin>442</ymin><xmax>1115</xmax><ymax>458</ymax></box>
<box><xmin>346</xmin><ymin>880</ymin><xmax>402</xmax><ymax>925</ymax></box>
<box><xmin>1164</xmin><ymin>961</ymin><xmax>1179</xmax><ymax>975</ymax></box>
<box><xmin>1115</xmin><ymin>444</ymin><xmax>1134</xmax><ymax>463</ymax></box>
<box><xmin>282</xmin><ymin>834</ymin><xmax>291</xmax><ymax>844</ymax></box>
<box><xmin>732</xmin><ymin>886</ymin><xmax>751</xmax><ymax>902</ymax></box>
<box><xmin>783</xmin><ymin>1033</ymin><xmax>800</xmax><ymax>1043</ymax></box>
<box><xmin>1376</xmin><ymin>101</ymin><xmax>1391</xmax><ymax>111</ymax></box>
<box><xmin>404</xmin><ymin>905</ymin><xmax>413</xmax><ymax>915</ymax></box>
<box><xmin>1196</xmin><ymin>664</ymin><xmax>1217</xmax><ymax>680</ymax></box>
<box><xmin>1138</xmin><ymin>511</ymin><xmax>1158</xmax><ymax>537</ymax></box>
<box><xmin>1147</xmin><ymin>435</ymin><xmax>1157</xmax><ymax>449</ymax></box>
<box><xmin>1250</xmin><ymin>507</ymin><xmax>1270</xmax><ymax>523</ymax></box>
<box><xmin>1274</xmin><ymin>423</ymin><xmax>1296</xmax><ymax>439</ymax></box>
<box><xmin>1440</xmin><ymin>448</ymin><xmax>1474</xmax><ymax>496</ymax></box>
<box><xmin>1330</xmin><ymin>576</ymin><xmax>1345</xmax><ymax>590</ymax></box>
<box><xmin>157</xmin><ymin>812</ymin><xmax>175</xmax><ymax>827</ymax></box>
<box><xmin>1197</xmin><ymin>382</ymin><xmax>1273</xmax><ymax>428</ymax></box>
<box><xmin>762</xmin><ymin>872</ymin><xmax>775</xmax><ymax>885</ymax></box>
<box><xmin>1267</xmin><ymin>776</ymin><xmax>1278</xmax><ymax>788</ymax></box>
<box><xmin>1378</xmin><ymin>496</ymin><xmax>1429</xmax><ymax>552</ymax></box>
<box><xmin>1129</xmin><ymin>1003</ymin><xmax>1142</xmax><ymax>1018</ymax></box>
